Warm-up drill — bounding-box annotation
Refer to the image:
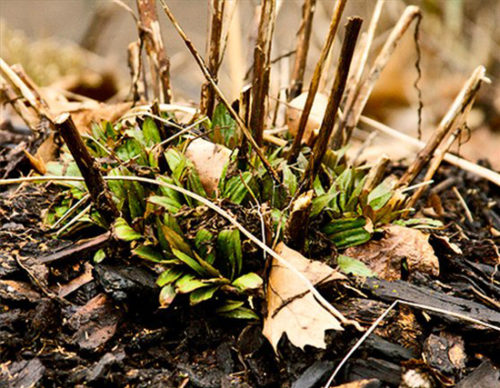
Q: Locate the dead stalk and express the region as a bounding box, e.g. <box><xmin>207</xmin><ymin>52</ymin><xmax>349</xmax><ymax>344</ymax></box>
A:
<box><xmin>287</xmin><ymin>0</ymin><xmax>347</xmax><ymax>163</ymax></box>
<box><xmin>136</xmin><ymin>0</ymin><xmax>172</xmax><ymax>103</ymax></box>
<box><xmin>200</xmin><ymin>0</ymin><xmax>225</xmax><ymax>117</ymax></box>
<box><xmin>301</xmin><ymin>17</ymin><xmax>363</xmax><ymax>189</ymax></box>
<box><xmin>341</xmin><ymin>0</ymin><xmax>384</xmax><ymax>119</ymax></box>
<box><xmin>127</xmin><ymin>40</ymin><xmax>146</xmax><ymax>103</ymax></box>
<box><xmin>334</xmin><ymin>6</ymin><xmax>421</xmax><ymax>148</ymax></box>
<box><xmin>250</xmin><ymin>0</ymin><xmax>276</xmax><ymax>146</ymax></box>
<box><xmin>284</xmin><ymin>190</ymin><xmax>314</xmax><ymax>251</ymax></box>
<box><xmin>397</xmin><ymin>66</ymin><xmax>488</xmax><ymax>188</ymax></box>
<box><xmin>452</xmin><ymin>186</ymin><xmax>474</xmax><ymax>224</ymax></box>
<box><xmin>54</xmin><ymin>113</ymin><xmax>119</xmax><ymax>225</ymax></box>
<box><xmin>159</xmin><ymin>0</ymin><xmax>279</xmax><ymax>182</ymax></box>
<box><xmin>362</xmin><ymin>154</ymin><xmax>390</xmax><ymax>193</ymax></box>
<box><xmin>288</xmin><ymin>0</ymin><xmax>317</xmax><ymax>100</ymax></box>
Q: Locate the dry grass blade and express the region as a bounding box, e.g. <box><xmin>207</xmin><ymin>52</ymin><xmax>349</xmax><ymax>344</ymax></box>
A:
<box><xmin>159</xmin><ymin>0</ymin><xmax>279</xmax><ymax>182</ymax></box>
<box><xmin>200</xmin><ymin>0</ymin><xmax>225</xmax><ymax>117</ymax></box>
<box><xmin>335</xmin><ymin>5</ymin><xmax>421</xmax><ymax>148</ymax></box>
<box><xmin>302</xmin><ymin>17</ymin><xmax>363</xmax><ymax>188</ymax></box>
<box><xmin>288</xmin><ymin>0</ymin><xmax>317</xmax><ymax>100</ymax></box>
<box><xmin>250</xmin><ymin>0</ymin><xmax>276</xmax><ymax>146</ymax></box>
<box><xmin>397</xmin><ymin>66</ymin><xmax>488</xmax><ymax>188</ymax></box>
<box><xmin>136</xmin><ymin>0</ymin><xmax>172</xmax><ymax>103</ymax></box>
<box><xmin>287</xmin><ymin>0</ymin><xmax>347</xmax><ymax>163</ymax></box>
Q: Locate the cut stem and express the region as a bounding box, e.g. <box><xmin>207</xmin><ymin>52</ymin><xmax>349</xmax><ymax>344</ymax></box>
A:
<box><xmin>54</xmin><ymin>113</ymin><xmax>119</xmax><ymax>225</ymax></box>
<box><xmin>301</xmin><ymin>17</ymin><xmax>363</xmax><ymax>189</ymax></box>
<box><xmin>287</xmin><ymin>0</ymin><xmax>347</xmax><ymax>163</ymax></box>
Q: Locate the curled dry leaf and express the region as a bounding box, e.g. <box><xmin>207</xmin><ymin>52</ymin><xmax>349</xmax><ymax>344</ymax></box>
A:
<box><xmin>262</xmin><ymin>242</ymin><xmax>345</xmax><ymax>352</ymax></box>
<box><xmin>185</xmin><ymin>138</ymin><xmax>231</xmax><ymax>195</ymax></box>
<box><xmin>286</xmin><ymin>92</ymin><xmax>328</xmax><ymax>146</ymax></box>
<box><xmin>345</xmin><ymin>225</ymin><xmax>439</xmax><ymax>281</ymax></box>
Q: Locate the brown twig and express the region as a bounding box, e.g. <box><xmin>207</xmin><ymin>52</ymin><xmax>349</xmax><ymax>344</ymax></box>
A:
<box><xmin>397</xmin><ymin>66</ymin><xmax>487</xmax><ymax>188</ymax></box>
<box><xmin>159</xmin><ymin>0</ymin><xmax>279</xmax><ymax>182</ymax></box>
<box><xmin>136</xmin><ymin>0</ymin><xmax>172</xmax><ymax>103</ymax></box>
<box><xmin>287</xmin><ymin>0</ymin><xmax>347</xmax><ymax>163</ymax></box>
<box><xmin>288</xmin><ymin>0</ymin><xmax>317</xmax><ymax>100</ymax></box>
<box><xmin>55</xmin><ymin>113</ymin><xmax>119</xmax><ymax>225</ymax></box>
<box><xmin>127</xmin><ymin>40</ymin><xmax>147</xmax><ymax>103</ymax></box>
<box><xmin>362</xmin><ymin>154</ymin><xmax>390</xmax><ymax>193</ymax></box>
<box><xmin>250</xmin><ymin>0</ymin><xmax>276</xmax><ymax>147</ymax></box>
<box><xmin>200</xmin><ymin>0</ymin><xmax>225</xmax><ymax>118</ymax></box>
<box><xmin>301</xmin><ymin>17</ymin><xmax>363</xmax><ymax>189</ymax></box>
<box><xmin>334</xmin><ymin>6</ymin><xmax>421</xmax><ymax>148</ymax></box>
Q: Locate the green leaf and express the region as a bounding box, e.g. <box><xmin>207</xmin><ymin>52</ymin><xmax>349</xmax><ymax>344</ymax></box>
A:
<box><xmin>159</xmin><ymin>284</ymin><xmax>176</xmax><ymax>308</ymax></box>
<box><xmin>93</xmin><ymin>249</ymin><xmax>106</xmax><ymax>263</ymax></box>
<box><xmin>217</xmin><ymin>229</ymin><xmax>243</xmax><ymax>279</ymax></box>
<box><xmin>322</xmin><ymin>217</ymin><xmax>366</xmax><ymax>235</ymax></box>
<box><xmin>345</xmin><ymin>176</ymin><xmax>367</xmax><ymax>212</ymax></box>
<box><xmin>172</xmin><ymin>249</ymin><xmax>207</xmax><ymax>276</ymax></box>
<box><xmin>223</xmin><ymin>172</ymin><xmax>252</xmax><ymax>204</ymax></box>
<box><xmin>282</xmin><ymin>164</ymin><xmax>297</xmax><ymax>196</ymax></box>
<box><xmin>157</xmin><ymin>267</ymin><xmax>184</xmax><ymax>286</ymax></box>
<box><xmin>114</xmin><ymin>218</ymin><xmax>142</xmax><ymax>241</ymax></box>
<box><xmin>165</xmin><ymin>148</ymin><xmax>186</xmax><ymax>180</ymax></box>
<box><xmin>189</xmin><ymin>286</ymin><xmax>219</xmax><ymax>305</ymax></box>
<box><xmin>336</xmin><ymin>168</ymin><xmax>353</xmax><ymax>211</ymax></box>
<box><xmin>176</xmin><ymin>274</ymin><xmax>208</xmax><ymax>293</ymax></box>
<box><xmin>218</xmin><ymin>306</ymin><xmax>259</xmax><ymax>320</ymax></box>
<box><xmin>142</xmin><ymin>117</ymin><xmax>161</xmax><ymax>146</ymax></box>
<box><xmin>116</xmin><ymin>138</ymin><xmax>147</xmax><ymax>164</ymax></box>
<box><xmin>368</xmin><ymin>181</ymin><xmax>393</xmax><ymax>211</ymax></box>
<box><xmin>311</xmin><ymin>192</ymin><xmax>337</xmax><ymax>218</ymax></box>
<box><xmin>160</xmin><ymin>224</ymin><xmax>193</xmax><ymax>256</ymax></box>
<box><xmin>148</xmin><ymin>195</ymin><xmax>182</xmax><ymax>213</ymax></box>
<box><xmin>133</xmin><ymin>245</ymin><xmax>170</xmax><ymax>263</ymax></box>
<box><xmin>337</xmin><ymin>255</ymin><xmax>376</xmax><ymax>277</ymax></box>
<box><xmin>211</xmin><ymin>103</ymin><xmax>238</xmax><ymax>148</ymax></box>
<box><xmin>216</xmin><ymin>300</ymin><xmax>244</xmax><ymax>313</ymax></box>
<box><xmin>329</xmin><ymin>227</ymin><xmax>371</xmax><ymax>248</ymax></box>
<box><xmin>232</xmin><ymin>272</ymin><xmax>263</xmax><ymax>291</ymax></box>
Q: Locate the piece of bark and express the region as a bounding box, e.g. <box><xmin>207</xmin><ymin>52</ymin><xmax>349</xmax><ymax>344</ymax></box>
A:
<box><xmin>0</xmin><ymin>359</ymin><xmax>45</xmax><ymax>388</ymax></box>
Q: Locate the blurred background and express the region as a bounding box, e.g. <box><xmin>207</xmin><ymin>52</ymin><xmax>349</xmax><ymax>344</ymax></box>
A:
<box><xmin>1</xmin><ymin>0</ymin><xmax>499</xmax><ymax>167</ymax></box>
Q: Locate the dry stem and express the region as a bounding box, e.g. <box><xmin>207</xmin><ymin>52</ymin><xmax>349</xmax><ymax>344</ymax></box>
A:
<box><xmin>250</xmin><ymin>0</ymin><xmax>276</xmax><ymax>146</ymax></box>
<box><xmin>287</xmin><ymin>0</ymin><xmax>347</xmax><ymax>163</ymax></box>
<box><xmin>288</xmin><ymin>0</ymin><xmax>317</xmax><ymax>100</ymax></box>
<box><xmin>200</xmin><ymin>0</ymin><xmax>225</xmax><ymax>117</ymax></box>
<box><xmin>55</xmin><ymin>113</ymin><xmax>119</xmax><ymax>225</ymax></box>
<box><xmin>136</xmin><ymin>0</ymin><xmax>172</xmax><ymax>103</ymax></box>
<box><xmin>334</xmin><ymin>6</ymin><xmax>421</xmax><ymax>148</ymax></box>
<box><xmin>159</xmin><ymin>0</ymin><xmax>279</xmax><ymax>182</ymax></box>
<box><xmin>302</xmin><ymin>17</ymin><xmax>363</xmax><ymax>189</ymax></box>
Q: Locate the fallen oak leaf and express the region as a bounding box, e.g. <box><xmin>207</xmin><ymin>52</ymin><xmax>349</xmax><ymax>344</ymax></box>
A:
<box><xmin>345</xmin><ymin>224</ymin><xmax>439</xmax><ymax>281</ymax></box>
<box><xmin>263</xmin><ymin>242</ymin><xmax>346</xmax><ymax>352</ymax></box>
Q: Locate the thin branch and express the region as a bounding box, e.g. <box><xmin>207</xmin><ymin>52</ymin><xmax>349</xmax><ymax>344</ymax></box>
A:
<box><xmin>159</xmin><ymin>0</ymin><xmax>279</xmax><ymax>182</ymax></box>
<box><xmin>288</xmin><ymin>0</ymin><xmax>317</xmax><ymax>100</ymax></box>
<box><xmin>287</xmin><ymin>0</ymin><xmax>347</xmax><ymax>163</ymax></box>
<box><xmin>301</xmin><ymin>17</ymin><xmax>363</xmax><ymax>189</ymax></box>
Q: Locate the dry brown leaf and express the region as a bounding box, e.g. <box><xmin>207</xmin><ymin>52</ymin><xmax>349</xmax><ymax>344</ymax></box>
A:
<box><xmin>286</xmin><ymin>92</ymin><xmax>328</xmax><ymax>146</ymax></box>
<box><xmin>262</xmin><ymin>242</ymin><xmax>345</xmax><ymax>352</ymax></box>
<box><xmin>185</xmin><ymin>138</ymin><xmax>231</xmax><ymax>195</ymax></box>
<box><xmin>345</xmin><ymin>225</ymin><xmax>439</xmax><ymax>281</ymax></box>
